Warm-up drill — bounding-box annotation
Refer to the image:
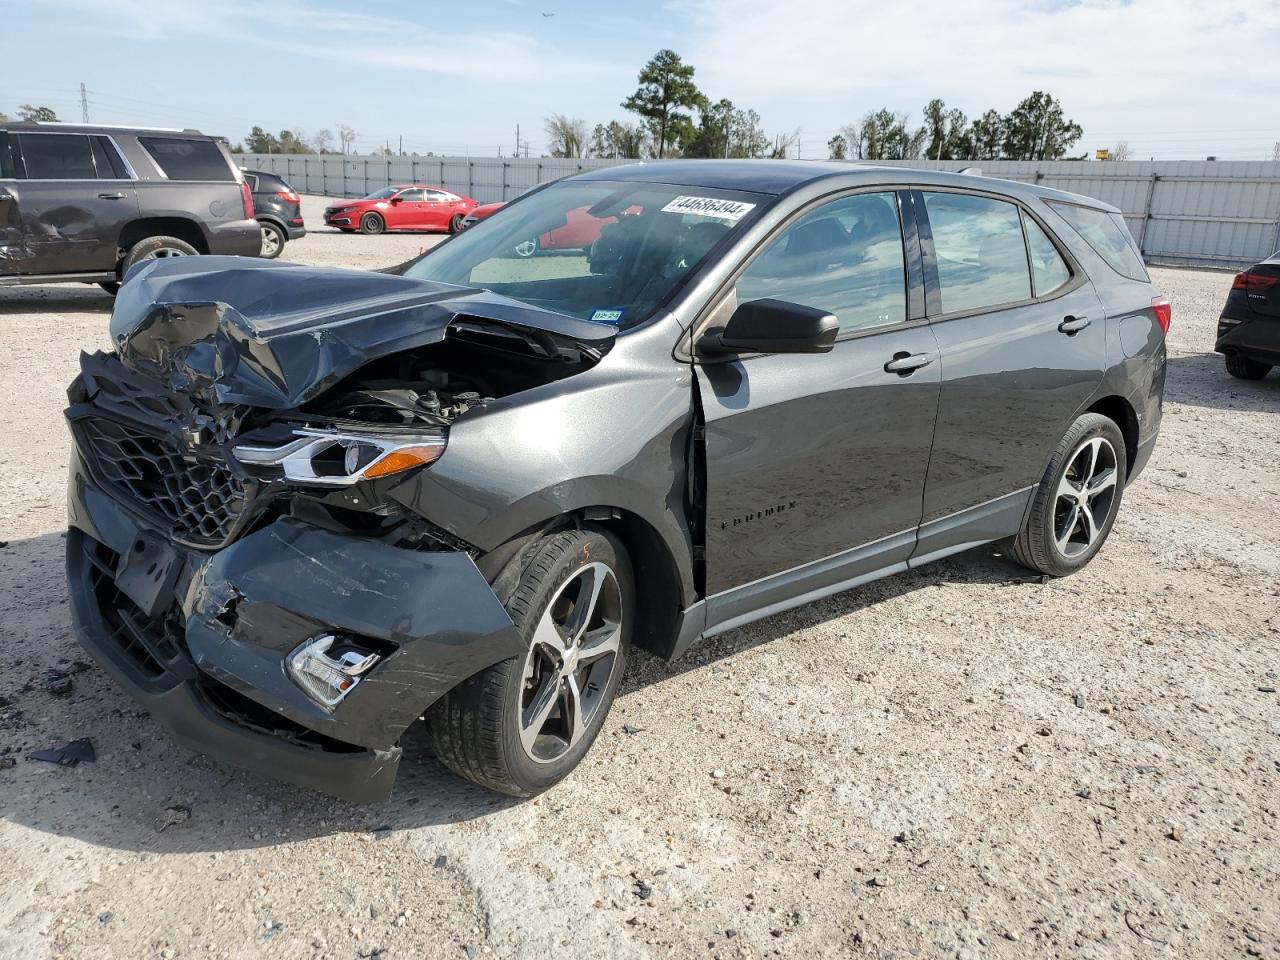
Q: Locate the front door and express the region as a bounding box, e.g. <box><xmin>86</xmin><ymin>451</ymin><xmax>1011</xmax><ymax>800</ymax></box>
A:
<box><xmin>694</xmin><ymin>191</ymin><xmax>941</xmax><ymax>616</ymax></box>
<box><xmin>911</xmin><ymin>189</ymin><xmax>1106</xmax><ymax>555</ymax></box>
<box><xmin>9</xmin><ymin>131</ymin><xmax>139</xmax><ymax>275</ymax></box>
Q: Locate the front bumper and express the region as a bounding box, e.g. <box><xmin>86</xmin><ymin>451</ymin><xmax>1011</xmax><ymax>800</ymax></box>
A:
<box><xmin>66</xmin><ymin>452</ymin><xmax>523</xmax><ymax>803</ymax></box>
<box><xmin>1216</xmin><ymin>314</ymin><xmax>1280</xmax><ymax>366</ymax></box>
<box><xmin>324</xmin><ymin>210</ymin><xmax>354</xmax><ymax>227</ymax></box>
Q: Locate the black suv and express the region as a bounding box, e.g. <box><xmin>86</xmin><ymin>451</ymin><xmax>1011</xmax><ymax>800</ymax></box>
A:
<box><xmin>244</xmin><ymin>169</ymin><xmax>305</xmax><ymax>259</ymax></box>
<box><xmin>0</xmin><ymin>122</ymin><xmax>260</xmax><ymax>292</ymax></box>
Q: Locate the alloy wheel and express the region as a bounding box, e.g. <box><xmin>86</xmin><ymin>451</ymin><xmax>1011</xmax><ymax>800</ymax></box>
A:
<box><xmin>260</xmin><ymin>225</ymin><xmax>281</xmax><ymax>257</ymax></box>
<box><xmin>1053</xmin><ymin>436</ymin><xmax>1119</xmax><ymax>558</ymax></box>
<box><xmin>519</xmin><ymin>562</ymin><xmax>622</xmax><ymax>763</ymax></box>
<box><xmin>139</xmin><ymin>245</ymin><xmax>189</xmax><ymax>262</ymax></box>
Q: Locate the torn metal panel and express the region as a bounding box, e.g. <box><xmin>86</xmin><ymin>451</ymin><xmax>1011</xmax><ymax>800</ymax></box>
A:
<box><xmin>110</xmin><ymin>256</ymin><xmax>616</xmax><ymax>410</ymax></box>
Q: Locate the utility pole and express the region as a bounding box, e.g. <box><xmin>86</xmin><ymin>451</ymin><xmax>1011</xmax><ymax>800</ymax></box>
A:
<box><xmin>79</xmin><ymin>82</ymin><xmax>89</xmax><ymax>123</ymax></box>
<box><xmin>515</xmin><ymin>123</ymin><xmax>521</xmax><ymax>159</ymax></box>
<box><xmin>398</xmin><ymin>134</ymin><xmax>402</xmax><ymax>156</ymax></box>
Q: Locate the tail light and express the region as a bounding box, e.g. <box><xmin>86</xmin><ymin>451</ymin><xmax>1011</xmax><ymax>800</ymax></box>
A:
<box><xmin>1232</xmin><ymin>271</ymin><xmax>1280</xmax><ymax>291</ymax></box>
<box><xmin>240</xmin><ymin>181</ymin><xmax>254</xmax><ymax>219</ymax></box>
<box><xmin>276</xmin><ymin>189</ymin><xmax>300</xmax><ymax>204</ymax></box>
<box><xmin>1151</xmin><ymin>296</ymin><xmax>1172</xmax><ymax>336</ymax></box>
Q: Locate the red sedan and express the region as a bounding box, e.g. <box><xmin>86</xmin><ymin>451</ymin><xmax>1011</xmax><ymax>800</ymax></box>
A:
<box><xmin>324</xmin><ymin>185</ymin><xmax>478</xmax><ymax>235</ymax></box>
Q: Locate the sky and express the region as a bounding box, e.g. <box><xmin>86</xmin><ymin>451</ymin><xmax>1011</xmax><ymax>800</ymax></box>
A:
<box><xmin>2</xmin><ymin>0</ymin><xmax>1277</xmax><ymax>161</ymax></box>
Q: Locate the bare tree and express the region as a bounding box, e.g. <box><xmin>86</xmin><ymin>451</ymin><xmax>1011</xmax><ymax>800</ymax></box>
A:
<box><xmin>1111</xmin><ymin>140</ymin><xmax>1133</xmax><ymax>161</ymax></box>
<box><xmin>544</xmin><ymin>113</ymin><xmax>589</xmax><ymax>158</ymax></box>
<box><xmin>337</xmin><ymin>124</ymin><xmax>358</xmax><ymax>155</ymax></box>
<box><xmin>310</xmin><ymin>128</ymin><xmax>335</xmax><ymax>154</ymax></box>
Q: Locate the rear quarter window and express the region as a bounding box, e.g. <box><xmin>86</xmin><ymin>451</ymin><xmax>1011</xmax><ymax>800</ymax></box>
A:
<box><xmin>1047</xmin><ymin>200</ymin><xmax>1148</xmax><ymax>282</ymax></box>
<box><xmin>138</xmin><ymin>136</ymin><xmax>234</xmax><ymax>181</ymax></box>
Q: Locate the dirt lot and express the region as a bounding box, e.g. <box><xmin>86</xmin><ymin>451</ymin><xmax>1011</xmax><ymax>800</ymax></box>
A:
<box><xmin>1</xmin><ymin>196</ymin><xmax>1277</xmax><ymax>960</ymax></box>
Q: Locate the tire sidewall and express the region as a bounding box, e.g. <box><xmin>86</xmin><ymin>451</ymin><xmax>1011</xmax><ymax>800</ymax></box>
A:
<box><xmin>360</xmin><ymin>212</ymin><xmax>384</xmax><ymax>235</ymax></box>
<box><xmin>495</xmin><ymin>528</ymin><xmax>633</xmax><ymax>794</ymax></box>
<box><xmin>122</xmin><ymin>235</ymin><xmax>198</xmax><ymax>275</ymax></box>
<box><xmin>1037</xmin><ymin>414</ymin><xmax>1127</xmax><ymax>574</ymax></box>
<box><xmin>449</xmin><ymin>214</ymin><xmax>464</xmax><ymax>234</ymax></box>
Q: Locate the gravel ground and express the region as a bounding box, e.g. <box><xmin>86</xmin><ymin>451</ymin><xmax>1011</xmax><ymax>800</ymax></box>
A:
<box><xmin>1</xmin><ymin>196</ymin><xmax>1277</xmax><ymax>960</ymax></box>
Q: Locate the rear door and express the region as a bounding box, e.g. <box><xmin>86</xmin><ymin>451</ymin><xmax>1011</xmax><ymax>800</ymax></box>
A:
<box><xmin>695</xmin><ymin>190</ymin><xmax>941</xmax><ymax>617</ymax></box>
<box><xmin>910</xmin><ymin>188</ymin><xmax>1105</xmax><ymax>561</ymax></box>
<box><xmin>423</xmin><ymin>189</ymin><xmax>460</xmax><ymax>230</ymax></box>
<box><xmin>5</xmin><ymin>131</ymin><xmax>139</xmax><ymax>275</ymax></box>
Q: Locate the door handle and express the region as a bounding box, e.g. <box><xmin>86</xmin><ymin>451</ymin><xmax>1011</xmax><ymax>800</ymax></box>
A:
<box><xmin>97</xmin><ymin>192</ymin><xmax>126</xmax><ymax>200</ymax></box>
<box><xmin>884</xmin><ymin>352</ymin><xmax>933</xmax><ymax>374</ymax></box>
<box><xmin>1058</xmin><ymin>315</ymin><xmax>1091</xmax><ymax>335</ymax></box>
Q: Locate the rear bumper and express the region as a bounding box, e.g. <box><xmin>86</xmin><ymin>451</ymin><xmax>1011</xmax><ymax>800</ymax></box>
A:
<box><xmin>65</xmin><ymin>451</ymin><xmax>523</xmax><ymax>802</ymax></box>
<box><xmin>1216</xmin><ymin>314</ymin><xmax>1280</xmax><ymax>366</ymax></box>
<box><xmin>206</xmin><ymin>219</ymin><xmax>266</xmax><ymax>258</ymax></box>
<box><xmin>287</xmin><ymin>222</ymin><xmax>307</xmax><ymax>240</ymax></box>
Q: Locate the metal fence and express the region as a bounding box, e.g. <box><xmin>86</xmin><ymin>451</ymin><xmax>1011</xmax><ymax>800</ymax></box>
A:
<box><xmin>236</xmin><ymin>153</ymin><xmax>1280</xmax><ymax>270</ymax></box>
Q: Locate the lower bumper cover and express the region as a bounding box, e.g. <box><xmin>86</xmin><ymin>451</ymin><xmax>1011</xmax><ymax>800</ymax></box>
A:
<box><xmin>1216</xmin><ymin>315</ymin><xmax>1280</xmax><ymax>366</ymax></box>
<box><xmin>66</xmin><ymin>461</ymin><xmax>522</xmax><ymax>802</ymax></box>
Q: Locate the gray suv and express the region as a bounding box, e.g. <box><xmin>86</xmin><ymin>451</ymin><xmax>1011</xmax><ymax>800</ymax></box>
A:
<box><xmin>0</xmin><ymin>122</ymin><xmax>260</xmax><ymax>292</ymax></box>
<box><xmin>64</xmin><ymin>161</ymin><xmax>1167</xmax><ymax>802</ymax></box>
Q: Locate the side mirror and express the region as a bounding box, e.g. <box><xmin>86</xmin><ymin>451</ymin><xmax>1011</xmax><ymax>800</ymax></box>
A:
<box><xmin>698</xmin><ymin>298</ymin><xmax>839</xmax><ymax>355</ymax></box>
<box><xmin>389</xmin><ymin>196</ymin><xmax>404</xmax><ymax>204</ymax></box>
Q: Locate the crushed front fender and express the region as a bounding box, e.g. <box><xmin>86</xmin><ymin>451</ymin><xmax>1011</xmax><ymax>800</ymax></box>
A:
<box><xmin>185</xmin><ymin>518</ymin><xmax>524</xmax><ymax>752</ymax></box>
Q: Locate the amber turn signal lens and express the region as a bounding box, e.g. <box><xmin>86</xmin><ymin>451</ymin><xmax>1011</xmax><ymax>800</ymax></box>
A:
<box><xmin>362</xmin><ymin>444</ymin><xmax>445</xmax><ymax>479</ymax></box>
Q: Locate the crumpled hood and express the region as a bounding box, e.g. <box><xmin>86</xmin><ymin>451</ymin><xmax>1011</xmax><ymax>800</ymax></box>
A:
<box><xmin>109</xmin><ymin>256</ymin><xmax>616</xmax><ymax>409</ymax></box>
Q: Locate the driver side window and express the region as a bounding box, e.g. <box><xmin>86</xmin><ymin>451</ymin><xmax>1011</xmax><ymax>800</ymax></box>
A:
<box><xmin>398</xmin><ymin>189</ymin><xmax>425</xmax><ymax>202</ymax></box>
<box><xmin>735</xmin><ymin>192</ymin><xmax>907</xmax><ymax>334</ymax></box>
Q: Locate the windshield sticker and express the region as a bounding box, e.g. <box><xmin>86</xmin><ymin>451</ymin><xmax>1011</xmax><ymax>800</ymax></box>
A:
<box><xmin>590</xmin><ymin>309</ymin><xmax>624</xmax><ymax>325</ymax></box>
<box><xmin>660</xmin><ymin>196</ymin><xmax>757</xmax><ymax>222</ymax></box>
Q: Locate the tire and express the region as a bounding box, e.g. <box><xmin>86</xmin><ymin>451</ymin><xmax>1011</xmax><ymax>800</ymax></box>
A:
<box><xmin>359</xmin><ymin>212</ymin><xmax>385</xmax><ymax>235</ymax></box>
<box><xmin>1225</xmin><ymin>354</ymin><xmax>1272</xmax><ymax>380</ymax></box>
<box><xmin>258</xmin><ymin>221</ymin><xmax>286</xmax><ymax>259</ymax></box>
<box><xmin>427</xmin><ymin>527</ymin><xmax>633</xmax><ymax>796</ymax></box>
<box><xmin>1007</xmin><ymin>413</ymin><xmax>1127</xmax><ymax>577</ymax></box>
<box><xmin>97</xmin><ymin>281</ymin><xmax>119</xmax><ymax>296</ymax></box>
<box><xmin>120</xmin><ymin>235</ymin><xmax>198</xmax><ymax>277</ymax></box>
<box><xmin>448</xmin><ymin>214</ymin><xmax>465</xmax><ymax>235</ymax></box>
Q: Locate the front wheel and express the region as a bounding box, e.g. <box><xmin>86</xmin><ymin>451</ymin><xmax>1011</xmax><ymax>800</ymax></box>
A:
<box><xmin>359</xmin><ymin>212</ymin><xmax>385</xmax><ymax>235</ymax></box>
<box><xmin>427</xmin><ymin>527</ymin><xmax>632</xmax><ymax>796</ymax></box>
<box><xmin>1007</xmin><ymin>413</ymin><xmax>1127</xmax><ymax>577</ymax></box>
<box><xmin>1225</xmin><ymin>354</ymin><xmax>1272</xmax><ymax>380</ymax></box>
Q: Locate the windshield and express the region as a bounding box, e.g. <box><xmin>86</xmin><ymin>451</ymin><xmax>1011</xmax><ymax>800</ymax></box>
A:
<box><xmin>403</xmin><ymin>180</ymin><xmax>769</xmax><ymax>329</ymax></box>
<box><xmin>364</xmin><ymin>187</ymin><xmax>399</xmax><ymax>200</ymax></box>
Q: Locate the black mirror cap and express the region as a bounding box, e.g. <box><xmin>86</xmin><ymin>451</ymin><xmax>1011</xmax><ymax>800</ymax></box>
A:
<box><xmin>700</xmin><ymin>298</ymin><xmax>839</xmax><ymax>355</ymax></box>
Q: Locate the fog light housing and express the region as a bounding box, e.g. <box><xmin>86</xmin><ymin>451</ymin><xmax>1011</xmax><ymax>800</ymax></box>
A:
<box><xmin>286</xmin><ymin>633</ymin><xmax>381</xmax><ymax>710</ymax></box>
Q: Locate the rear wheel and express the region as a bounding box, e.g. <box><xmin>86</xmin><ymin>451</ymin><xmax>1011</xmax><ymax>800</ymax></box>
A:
<box><xmin>427</xmin><ymin>527</ymin><xmax>632</xmax><ymax>796</ymax></box>
<box><xmin>448</xmin><ymin>214</ymin><xmax>465</xmax><ymax>234</ymax></box>
<box><xmin>360</xmin><ymin>212</ymin><xmax>385</xmax><ymax>235</ymax></box>
<box><xmin>119</xmin><ymin>235</ymin><xmax>198</xmax><ymax>280</ymax></box>
<box><xmin>1008</xmin><ymin>413</ymin><xmax>1127</xmax><ymax>577</ymax></box>
<box><xmin>258</xmin><ymin>221</ymin><xmax>286</xmax><ymax>259</ymax></box>
<box><xmin>1225</xmin><ymin>354</ymin><xmax>1272</xmax><ymax>380</ymax></box>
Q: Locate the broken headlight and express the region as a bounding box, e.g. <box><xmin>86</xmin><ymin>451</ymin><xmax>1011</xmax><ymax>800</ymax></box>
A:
<box><xmin>233</xmin><ymin>429</ymin><xmax>446</xmax><ymax>486</ymax></box>
<box><xmin>286</xmin><ymin>633</ymin><xmax>381</xmax><ymax>709</ymax></box>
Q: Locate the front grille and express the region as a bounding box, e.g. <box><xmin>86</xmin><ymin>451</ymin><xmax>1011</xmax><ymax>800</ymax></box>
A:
<box><xmin>82</xmin><ymin>539</ymin><xmax>188</xmax><ymax>680</ymax></box>
<box><xmin>78</xmin><ymin>417</ymin><xmax>246</xmax><ymax>545</ymax></box>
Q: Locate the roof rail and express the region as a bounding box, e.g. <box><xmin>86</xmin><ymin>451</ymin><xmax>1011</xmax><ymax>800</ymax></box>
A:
<box><xmin>3</xmin><ymin>120</ymin><xmax>204</xmax><ymax>134</ymax></box>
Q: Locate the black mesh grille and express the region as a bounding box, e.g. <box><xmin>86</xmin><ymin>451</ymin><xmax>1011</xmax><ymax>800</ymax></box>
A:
<box><xmin>78</xmin><ymin>417</ymin><xmax>246</xmax><ymax>545</ymax></box>
<box><xmin>82</xmin><ymin>539</ymin><xmax>187</xmax><ymax>680</ymax></box>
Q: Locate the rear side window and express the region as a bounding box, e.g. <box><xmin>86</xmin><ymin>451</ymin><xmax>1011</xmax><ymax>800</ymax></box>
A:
<box><xmin>1047</xmin><ymin>201</ymin><xmax>1148</xmax><ymax>282</ymax></box>
<box><xmin>1023</xmin><ymin>214</ymin><xmax>1071</xmax><ymax>296</ymax></box>
<box><xmin>18</xmin><ymin>133</ymin><xmax>97</xmax><ymax>179</ymax></box>
<box><xmin>0</xmin><ymin>132</ymin><xmax>14</xmax><ymax>178</ymax></box>
<box><xmin>90</xmin><ymin>136</ymin><xmax>129</xmax><ymax>178</ymax></box>
<box><xmin>138</xmin><ymin>136</ymin><xmax>233</xmax><ymax>181</ymax></box>
<box><xmin>922</xmin><ymin>192</ymin><xmax>1031</xmax><ymax>314</ymax></box>
<box><xmin>736</xmin><ymin>192</ymin><xmax>906</xmax><ymax>334</ymax></box>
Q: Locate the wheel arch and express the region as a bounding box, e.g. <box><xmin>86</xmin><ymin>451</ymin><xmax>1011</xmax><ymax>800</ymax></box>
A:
<box><xmin>117</xmin><ymin>217</ymin><xmax>210</xmax><ymax>256</ymax></box>
<box><xmin>1085</xmin><ymin>394</ymin><xmax>1139</xmax><ymax>478</ymax></box>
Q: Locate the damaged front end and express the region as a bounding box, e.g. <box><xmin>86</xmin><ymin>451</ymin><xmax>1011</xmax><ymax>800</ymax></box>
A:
<box><xmin>64</xmin><ymin>256</ymin><xmax>615</xmax><ymax>802</ymax></box>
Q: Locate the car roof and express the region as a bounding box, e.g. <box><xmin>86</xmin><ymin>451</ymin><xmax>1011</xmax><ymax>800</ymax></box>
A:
<box><xmin>0</xmin><ymin>120</ymin><xmax>209</xmax><ymax>137</ymax></box>
<box><xmin>571</xmin><ymin>159</ymin><xmax>1120</xmax><ymax>213</ymax></box>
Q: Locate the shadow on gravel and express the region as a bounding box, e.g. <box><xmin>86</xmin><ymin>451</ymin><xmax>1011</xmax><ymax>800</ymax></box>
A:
<box><xmin>0</xmin><ymin>286</ymin><xmax>115</xmax><ymax>315</ymax></box>
<box><xmin>1165</xmin><ymin>352</ymin><xmax>1280</xmax><ymax>412</ymax></box>
<box><xmin>0</xmin><ymin>531</ymin><xmax>1029</xmax><ymax>854</ymax></box>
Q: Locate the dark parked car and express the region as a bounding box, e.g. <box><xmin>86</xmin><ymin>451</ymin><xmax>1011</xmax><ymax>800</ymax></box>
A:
<box><xmin>244</xmin><ymin>169</ymin><xmax>305</xmax><ymax>259</ymax></box>
<box><xmin>65</xmin><ymin>161</ymin><xmax>1167</xmax><ymax>802</ymax></box>
<box><xmin>0</xmin><ymin>122</ymin><xmax>260</xmax><ymax>292</ymax></box>
<box><xmin>1216</xmin><ymin>253</ymin><xmax>1279</xmax><ymax>379</ymax></box>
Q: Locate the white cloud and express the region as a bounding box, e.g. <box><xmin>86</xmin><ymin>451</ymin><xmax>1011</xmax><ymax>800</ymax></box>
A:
<box><xmin>676</xmin><ymin>0</ymin><xmax>1280</xmax><ymax>157</ymax></box>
